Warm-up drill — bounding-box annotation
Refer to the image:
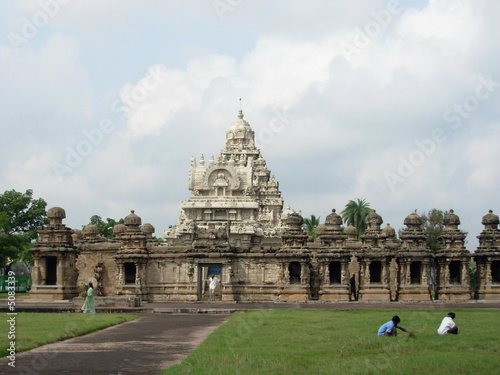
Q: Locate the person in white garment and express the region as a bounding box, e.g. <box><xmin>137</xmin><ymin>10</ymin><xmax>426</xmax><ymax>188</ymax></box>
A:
<box><xmin>209</xmin><ymin>275</ymin><xmax>220</xmax><ymax>301</ymax></box>
<box><xmin>437</xmin><ymin>312</ymin><xmax>459</xmax><ymax>335</ymax></box>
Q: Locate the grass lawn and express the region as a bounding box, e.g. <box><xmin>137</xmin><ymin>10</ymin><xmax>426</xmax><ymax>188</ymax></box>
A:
<box><xmin>0</xmin><ymin>312</ymin><xmax>138</xmax><ymax>357</ymax></box>
<box><xmin>0</xmin><ymin>292</ymin><xmax>29</xmax><ymax>299</ymax></box>
<box><xmin>161</xmin><ymin>309</ymin><xmax>500</xmax><ymax>375</ymax></box>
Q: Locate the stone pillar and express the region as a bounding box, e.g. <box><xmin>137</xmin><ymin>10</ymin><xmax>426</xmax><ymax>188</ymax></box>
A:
<box><xmin>405</xmin><ymin>262</ymin><xmax>411</xmax><ymax>285</ymax></box>
<box><xmin>461</xmin><ymin>260</ymin><xmax>469</xmax><ymax>285</ymax></box>
<box><xmin>421</xmin><ymin>260</ymin><xmax>429</xmax><ymax>285</ymax></box>
<box><xmin>365</xmin><ymin>261</ymin><xmax>371</xmax><ymax>285</ymax></box>
<box><xmin>56</xmin><ymin>257</ymin><xmax>63</xmax><ymax>285</ymax></box>
<box><xmin>486</xmin><ymin>261</ymin><xmax>492</xmax><ymax>284</ymax></box>
<box><xmin>341</xmin><ymin>261</ymin><xmax>348</xmax><ymax>284</ymax></box>
<box><xmin>300</xmin><ymin>261</ymin><xmax>307</xmax><ymax>285</ymax></box>
<box><xmin>32</xmin><ymin>257</ymin><xmax>41</xmax><ymax>285</ymax></box>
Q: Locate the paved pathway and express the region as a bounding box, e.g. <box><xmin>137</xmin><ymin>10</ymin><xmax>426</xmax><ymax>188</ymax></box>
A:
<box><xmin>0</xmin><ymin>313</ymin><xmax>229</xmax><ymax>375</ymax></box>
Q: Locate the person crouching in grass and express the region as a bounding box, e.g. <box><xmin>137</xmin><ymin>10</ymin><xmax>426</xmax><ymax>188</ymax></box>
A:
<box><xmin>437</xmin><ymin>312</ymin><xmax>458</xmax><ymax>335</ymax></box>
<box><xmin>377</xmin><ymin>315</ymin><xmax>415</xmax><ymax>337</ymax></box>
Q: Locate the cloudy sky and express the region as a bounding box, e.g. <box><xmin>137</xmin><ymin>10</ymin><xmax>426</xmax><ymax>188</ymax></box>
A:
<box><xmin>1</xmin><ymin>0</ymin><xmax>499</xmax><ymax>250</ymax></box>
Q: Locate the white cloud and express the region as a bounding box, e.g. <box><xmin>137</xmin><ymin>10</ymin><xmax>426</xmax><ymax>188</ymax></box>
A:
<box><xmin>0</xmin><ymin>0</ymin><xmax>499</xmax><ymax>250</ymax></box>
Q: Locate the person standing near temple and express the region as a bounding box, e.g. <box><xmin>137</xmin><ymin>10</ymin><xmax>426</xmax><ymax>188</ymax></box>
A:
<box><xmin>81</xmin><ymin>282</ymin><xmax>96</xmax><ymax>313</ymax></box>
<box><xmin>209</xmin><ymin>275</ymin><xmax>220</xmax><ymax>301</ymax></box>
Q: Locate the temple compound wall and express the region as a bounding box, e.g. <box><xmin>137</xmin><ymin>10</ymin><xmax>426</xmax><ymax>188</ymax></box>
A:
<box><xmin>30</xmin><ymin>111</ymin><xmax>500</xmax><ymax>302</ymax></box>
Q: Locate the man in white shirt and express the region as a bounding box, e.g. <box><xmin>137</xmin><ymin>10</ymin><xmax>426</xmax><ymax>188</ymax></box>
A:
<box><xmin>437</xmin><ymin>312</ymin><xmax>459</xmax><ymax>335</ymax></box>
<box><xmin>209</xmin><ymin>275</ymin><xmax>220</xmax><ymax>301</ymax></box>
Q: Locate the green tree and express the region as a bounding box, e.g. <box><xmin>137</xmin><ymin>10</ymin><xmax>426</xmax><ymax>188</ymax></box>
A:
<box><xmin>303</xmin><ymin>215</ymin><xmax>320</xmax><ymax>238</ymax></box>
<box><xmin>341</xmin><ymin>198</ymin><xmax>371</xmax><ymax>238</ymax></box>
<box><xmin>86</xmin><ymin>215</ymin><xmax>125</xmax><ymax>238</ymax></box>
<box><xmin>0</xmin><ymin>189</ymin><xmax>48</xmax><ymax>268</ymax></box>
<box><xmin>420</xmin><ymin>209</ymin><xmax>445</xmax><ymax>252</ymax></box>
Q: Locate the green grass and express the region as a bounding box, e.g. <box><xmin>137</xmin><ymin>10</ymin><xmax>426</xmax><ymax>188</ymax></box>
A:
<box><xmin>0</xmin><ymin>292</ymin><xmax>29</xmax><ymax>298</ymax></box>
<box><xmin>161</xmin><ymin>309</ymin><xmax>500</xmax><ymax>375</ymax></box>
<box><xmin>1</xmin><ymin>312</ymin><xmax>138</xmax><ymax>357</ymax></box>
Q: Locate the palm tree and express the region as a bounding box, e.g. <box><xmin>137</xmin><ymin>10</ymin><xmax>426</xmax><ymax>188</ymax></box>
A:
<box><xmin>303</xmin><ymin>215</ymin><xmax>321</xmax><ymax>238</ymax></box>
<box><xmin>341</xmin><ymin>198</ymin><xmax>371</xmax><ymax>238</ymax></box>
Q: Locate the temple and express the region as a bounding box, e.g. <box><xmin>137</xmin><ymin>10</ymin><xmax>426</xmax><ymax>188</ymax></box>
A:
<box><xmin>29</xmin><ymin>110</ymin><xmax>500</xmax><ymax>303</ymax></box>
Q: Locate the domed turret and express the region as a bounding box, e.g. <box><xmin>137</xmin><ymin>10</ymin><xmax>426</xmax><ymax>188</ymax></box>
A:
<box><xmin>225</xmin><ymin>110</ymin><xmax>256</xmax><ymax>151</ymax></box>
<box><xmin>47</xmin><ymin>207</ymin><xmax>66</xmax><ymax>226</ymax></box>
<box><xmin>365</xmin><ymin>209</ymin><xmax>383</xmax><ymax>230</ymax></box>
<box><xmin>325</xmin><ymin>209</ymin><xmax>343</xmax><ymax>230</ymax></box>
<box><xmin>482</xmin><ymin>210</ymin><xmax>499</xmax><ymax>231</ymax></box>
<box><xmin>344</xmin><ymin>224</ymin><xmax>358</xmax><ymax>240</ymax></box>
<box><xmin>113</xmin><ymin>223</ymin><xmax>127</xmax><ymax>236</ymax></box>
<box><xmin>140</xmin><ymin>223</ymin><xmax>155</xmax><ymax>237</ymax></box>
<box><xmin>404</xmin><ymin>212</ymin><xmax>423</xmax><ymax>229</ymax></box>
<box><xmin>443</xmin><ymin>209</ymin><xmax>460</xmax><ymax>231</ymax></box>
<box><xmin>381</xmin><ymin>223</ymin><xmax>395</xmax><ymax>238</ymax></box>
<box><xmin>285</xmin><ymin>211</ymin><xmax>304</xmax><ymax>230</ymax></box>
<box><xmin>124</xmin><ymin>210</ymin><xmax>142</xmax><ymax>229</ymax></box>
<box><xmin>83</xmin><ymin>224</ymin><xmax>98</xmax><ymax>238</ymax></box>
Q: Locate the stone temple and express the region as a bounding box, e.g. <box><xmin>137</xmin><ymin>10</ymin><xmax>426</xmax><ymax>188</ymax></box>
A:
<box><xmin>30</xmin><ymin>110</ymin><xmax>500</xmax><ymax>303</ymax></box>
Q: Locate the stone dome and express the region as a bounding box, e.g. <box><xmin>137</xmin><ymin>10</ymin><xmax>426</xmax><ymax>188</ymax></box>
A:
<box><xmin>113</xmin><ymin>224</ymin><xmax>127</xmax><ymax>235</ymax></box>
<box><xmin>404</xmin><ymin>212</ymin><xmax>422</xmax><ymax>227</ymax></box>
<box><xmin>124</xmin><ymin>210</ymin><xmax>142</xmax><ymax>228</ymax></box>
<box><xmin>47</xmin><ymin>206</ymin><xmax>66</xmax><ymax>219</ymax></box>
<box><xmin>47</xmin><ymin>207</ymin><xmax>66</xmax><ymax>225</ymax></box>
<box><xmin>381</xmin><ymin>223</ymin><xmax>395</xmax><ymax>238</ymax></box>
<box><xmin>482</xmin><ymin>210</ymin><xmax>499</xmax><ymax>231</ymax></box>
<box><xmin>443</xmin><ymin>209</ymin><xmax>460</xmax><ymax>230</ymax></box>
<box><xmin>83</xmin><ymin>224</ymin><xmax>98</xmax><ymax>236</ymax></box>
<box><xmin>325</xmin><ymin>209</ymin><xmax>343</xmax><ymax>228</ymax></box>
<box><xmin>365</xmin><ymin>209</ymin><xmax>383</xmax><ymax>229</ymax></box>
<box><xmin>141</xmin><ymin>223</ymin><xmax>155</xmax><ymax>236</ymax></box>
<box><xmin>285</xmin><ymin>211</ymin><xmax>304</xmax><ymax>229</ymax></box>
<box><xmin>344</xmin><ymin>224</ymin><xmax>358</xmax><ymax>236</ymax></box>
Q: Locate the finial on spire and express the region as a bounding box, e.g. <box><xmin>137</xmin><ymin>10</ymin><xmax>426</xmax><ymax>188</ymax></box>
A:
<box><xmin>239</xmin><ymin>98</ymin><xmax>242</xmax><ymax>110</ymax></box>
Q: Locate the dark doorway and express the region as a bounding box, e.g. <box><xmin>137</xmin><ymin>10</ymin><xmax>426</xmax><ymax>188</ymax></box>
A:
<box><xmin>449</xmin><ymin>261</ymin><xmax>461</xmax><ymax>284</ymax></box>
<box><xmin>370</xmin><ymin>261</ymin><xmax>382</xmax><ymax>283</ymax></box>
<box><xmin>410</xmin><ymin>262</ymin><xmax>422</xmax><ymax>284</ymax></box>
<box><xmin>289</xmin><ymin>262</ymin><xmax>301</xmax><ymax>284</ymax></box>
<box><xmin>492</xmin><ymin>261</ymin><xmax>500</xmax><ymax>283</ymax></box>
<box><xmin>124</xmin><ymin>262</ymin><xmax>136</xmax><ymax>284</ymax></box>
<box><xmin>46</xmin><ymin>257</ymin><xmax>57</xmax><ymax>285</ymax></box>
<box><xmin>329</xmin><ymin>262</ymin><xmax>341</xmax><ymax>284</ymax></box>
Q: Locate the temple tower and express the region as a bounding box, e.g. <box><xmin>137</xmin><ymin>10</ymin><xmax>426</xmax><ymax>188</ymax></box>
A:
<box><xmin>475</xmin><ymin>210</ymin><xmax>500</xmax><ymax>300</ymax></box>
<box><xmin>30</xmin><ymin>207</ymin><xmax>79</xmax><ymax>300</ymax></box>
<box><xmin>164</xmin><ymin>110</ymin><xmax>284</xmax><ymax>250</ymax></box>
<box><xmin>435</xmin><ymin>209</ymin><xmax>472</xmax><ymax>300</ymax></box>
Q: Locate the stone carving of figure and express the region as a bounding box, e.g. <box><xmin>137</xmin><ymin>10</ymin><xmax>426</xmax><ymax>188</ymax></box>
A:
<box><xmin>94</xmin><ymin>262</ymin><xmax>104</xmax><ymax>296</ymax></box>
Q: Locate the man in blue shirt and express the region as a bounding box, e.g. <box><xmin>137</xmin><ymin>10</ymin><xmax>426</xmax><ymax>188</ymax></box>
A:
<box><xmin>378</xmin><ymin>316</ymin><xmax>415</xmax><ymax>337</ymax></box>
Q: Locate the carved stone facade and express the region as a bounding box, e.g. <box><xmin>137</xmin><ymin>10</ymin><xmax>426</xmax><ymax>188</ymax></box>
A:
<box><xmin>29</xmin><ymin>111</ymin><xmax>500</xmax><ymax>301</ymax></box>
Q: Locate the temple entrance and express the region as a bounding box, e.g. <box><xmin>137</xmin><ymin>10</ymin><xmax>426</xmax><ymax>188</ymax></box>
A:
<box><xmin>491</xmin><ymin>261</ymin><xmax>500</xmax><ymax>283</ymax></box>
<box><xmin>449</xmin><ymin>261</ymin><xmax>461</xmax><ymax>284</ymax></box>
<box><xmin>198</xmin><ymin>264</ymin><xmax>222</xmax><ymax>301</ymax></box>
<box><xmin>369</xmin><ymin>261</ymin><xmax>382</xmax><ymax>283</ymax></box>
<box><xmin>410</xmin><ymin>262</ymin><xmax>422</xmax><ymax>284</ymax></box>
<box><xmin>46</xmin><ymin>257</ymin><xmax>57</xmax><ymax>285</ymax></box>
<box><xmin>124</xmin><ymin>262</ymin><xmax>136</xmax><ymax>284</ymax></box>
<box><xmin>329</xmin><ymin>262</ymin><xmax>341</xmax><ymax>284</ymax></box>
<box><xmin>289</xmin><ymin>262</ymin><xmax>301</xmax><ymax>284</ymax></box>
